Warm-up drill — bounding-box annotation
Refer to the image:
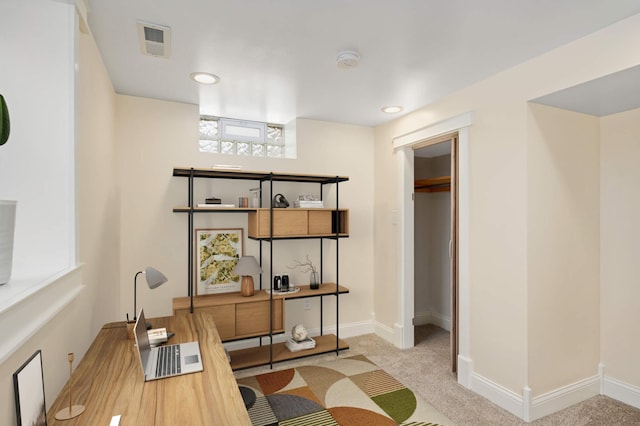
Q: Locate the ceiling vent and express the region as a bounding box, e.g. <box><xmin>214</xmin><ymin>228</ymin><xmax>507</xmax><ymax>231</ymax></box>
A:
<box><xmin>136</xmin><ymin>21</ymin><xmax>171</xmax><ymax>58</ymax></box>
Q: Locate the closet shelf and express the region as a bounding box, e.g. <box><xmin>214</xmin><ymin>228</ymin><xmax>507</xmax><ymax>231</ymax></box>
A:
<box><xmin>415</xmin><ymin>176</ymin><xmax>451</xmax><ymax>193</ymax></box>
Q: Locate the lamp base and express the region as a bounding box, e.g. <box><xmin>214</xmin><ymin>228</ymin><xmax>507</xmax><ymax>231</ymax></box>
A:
<box><xmin>240</xmin><ymin>276</ymin><xmax>254</xmax><ymax>297</ymax></box>
<box><xmin>55</xmin><ymin>405</ymin><xmax>85</xmax><ymax>420</ymax></box>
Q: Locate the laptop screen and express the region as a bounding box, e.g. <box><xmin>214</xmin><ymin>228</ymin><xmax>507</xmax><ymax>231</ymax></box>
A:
<box><xmin>134</xmin><ymin>309</ymin><xmax>152</xmax><ymax>372</ymax></box>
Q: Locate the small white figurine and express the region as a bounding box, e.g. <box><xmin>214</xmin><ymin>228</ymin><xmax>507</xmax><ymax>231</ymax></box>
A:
<box><xmin>291</xmin><ymin>324</ymin><xmax>308</xmax><ymax>342</ymax></box>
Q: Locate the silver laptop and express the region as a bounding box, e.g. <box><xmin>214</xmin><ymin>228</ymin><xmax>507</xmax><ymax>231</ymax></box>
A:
<box><xmin>133</xmin><ymin>308</ymin><xmax>203</xmax><ymax>381</ymax></box>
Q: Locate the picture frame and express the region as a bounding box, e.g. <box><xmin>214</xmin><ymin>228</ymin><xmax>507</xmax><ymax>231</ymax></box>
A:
<box><xmin>196</xmin><ymin>228</ymin><xmax>244</xmax><ymax>295</ymax></box>
<box><xmin>13</xmin><ymin>349</ymin><xmax>47</xmax><ymax>426</ymax></box>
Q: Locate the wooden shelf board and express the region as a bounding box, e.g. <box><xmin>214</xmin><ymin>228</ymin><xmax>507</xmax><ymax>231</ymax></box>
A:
<box><xmin>228</xmin><ymin>334</ymin><xmax>349</xmax><ymax>370</ymax></box>
<box><xmin>225</xmin><ymin>329</ymin><xmax>285</xmax><ymax>342</ymax></box>
<box><xmin>269</xmin><ymin>284</ymin><xmax>349</xmax><ymax>300</ymax></box>
<box><xmin>249</xmin><ymin>233</ymin><xmax>349</xmax><ymax>240</ymax></box>
<box><xmin>173</xmin><ymin>207</ymin><xmax>257</xmax><ymax>213</ymax></box>
<box><xmin>415</xmin><ymin>186</ymin><xmax>450</xmax><ymax>193</ymax></box>
<box><xmin>414</xmin><ymin>176</ymin><xmax>451</xmax><ymax>193</ymax></box>
<box><xmin>173</xmin><ymin>285</ymin><xmax>348</xmax><ymax>311</ymax></box>
<box><xmin>173</xmin><ymin>167</ymin><xmax>349</xmax><ymax>184</ymax></box>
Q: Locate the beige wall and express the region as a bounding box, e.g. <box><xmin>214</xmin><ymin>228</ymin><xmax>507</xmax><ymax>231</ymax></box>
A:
<box><xmin>600</xmin><ymin>108</ymin><xmax>640</xmax><ymax>385</ymax></box>
<box><xmin>115</xmin><ymin>98</ymin><xmax>375</xmax><ymax>332</ymax></box>
<box><xmin>526</xmin><ymin>103</ymin><xmax>600</xmax><ymax>394</ymax></box>
<box><xmin>374</xmin><ymin>12</ymin><xmax>640</xmax><ymax>403</ymax></box>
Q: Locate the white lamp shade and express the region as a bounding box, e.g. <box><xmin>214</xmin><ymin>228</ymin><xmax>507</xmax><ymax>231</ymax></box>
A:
<box><xmin>232</xmin><ymin>256</ymin><xmax>262</xmax><ymax>276</ymax></box>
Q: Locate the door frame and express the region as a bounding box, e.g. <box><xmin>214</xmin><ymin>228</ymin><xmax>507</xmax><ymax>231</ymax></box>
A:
<box><xmin>392</xmin><ymin>111</ymin><xmax>472</xmax><ymax>387</ymax></box>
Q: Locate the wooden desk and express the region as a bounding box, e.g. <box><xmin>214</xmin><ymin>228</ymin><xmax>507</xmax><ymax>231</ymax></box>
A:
<box><xmin>47</xmin><ymin>312</ymin><xmax>250</xmax><ymax>425</ymax></box>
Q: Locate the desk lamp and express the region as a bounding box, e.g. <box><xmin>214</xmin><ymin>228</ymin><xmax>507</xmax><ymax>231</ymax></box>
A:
<box><xmin>232</xmin><ymin>256</ymin><xmax>262</xmax><ymax>297</ymax></box>
<box><xmin>133</xmin><ymin>266</ymin><xmax>168</xmax><ymax>323</ymax></box>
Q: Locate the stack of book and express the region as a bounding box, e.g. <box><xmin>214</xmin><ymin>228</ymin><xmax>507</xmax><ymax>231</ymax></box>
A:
<box><xmin>197</xmin><ymin>197</ymin><xmax>235</xmax><ymax>208</ymax></box>
<box><xmin>294</xmin><ymin>200</ymin><xmax>324</xmax><ymax>208</ymax></box>
<box><xmin>285</xmin><ymin>336</ymin><xmax>316</xmax><ymax>352</ymax></box>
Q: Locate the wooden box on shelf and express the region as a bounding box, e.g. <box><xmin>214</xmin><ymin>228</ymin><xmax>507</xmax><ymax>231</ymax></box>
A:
<box><xmin>248</xmin><ymin>208</ymin><xmax>349</xmax><ymax>238</ymax></box>
<box><xmin>172</xmin><ymin>291</ymin><xmax>284</xmax><ymax>341</ymax></box>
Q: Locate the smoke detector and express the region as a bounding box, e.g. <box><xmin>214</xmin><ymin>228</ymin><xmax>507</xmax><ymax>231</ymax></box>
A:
<box><xmin>336</xmin><ymin>50</ymin><xmax>360</xmax><ymax>69</ymax></box>
<box><xmin>137</xmin><ymin>21</ymin><xmax>172</xmax><ymax>58</ymax></box>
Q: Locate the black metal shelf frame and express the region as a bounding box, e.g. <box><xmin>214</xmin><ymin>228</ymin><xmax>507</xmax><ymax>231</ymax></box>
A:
<box><xmin>173</xmin><ymin>167</ymin><xmax>348</xmax><ymax>368</ymax></box>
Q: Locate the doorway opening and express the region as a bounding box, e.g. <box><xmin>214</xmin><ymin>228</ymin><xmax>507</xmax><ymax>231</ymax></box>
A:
<box><xmin>413</xmin><ymin>134</ymin><xmax>458</xmax><ymax>372</ymax></box>
<box><xmin>392</xmin><ymin>111</ymin><xmax>471</xmax><ymax>386</ymax></box>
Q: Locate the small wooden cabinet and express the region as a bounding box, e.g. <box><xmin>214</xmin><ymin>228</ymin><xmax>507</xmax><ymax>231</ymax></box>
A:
<box><xmin>248</xmin><ymin>208</ymin><xmax>349</xmax><ymax>238</ymax></box>
<box><xmin>173</xmin><ymin>292</ymin><xmax>284</xmax><ymax>341</ymax></box>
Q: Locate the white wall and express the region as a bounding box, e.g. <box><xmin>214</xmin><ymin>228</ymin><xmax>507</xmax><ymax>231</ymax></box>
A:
<box><xmin>115</xmin><ymin>97</ymin><xmax>375</xmax><ymax>336</ymax></box>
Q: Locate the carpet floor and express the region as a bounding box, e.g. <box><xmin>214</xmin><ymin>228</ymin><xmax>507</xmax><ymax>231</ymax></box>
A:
<box><xmin>235</xmin><ymin>326</ymin><xmax>640</xmax><ymax>425</ymax></box>
<box><xmin>236</xmin><ymin>354</ymin><xmax>453</xmax><ymax>426</ymax></box>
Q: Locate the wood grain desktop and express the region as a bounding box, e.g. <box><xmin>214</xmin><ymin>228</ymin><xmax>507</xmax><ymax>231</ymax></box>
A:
<box><xmin>46</xmin><ymin>312</ymin><xmax>250</xmax><ymax>425</ymax></box>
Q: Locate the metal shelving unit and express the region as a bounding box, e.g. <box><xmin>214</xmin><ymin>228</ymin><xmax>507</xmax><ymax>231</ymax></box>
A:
<box><xmin>172</xmin><ymin>167</ymin><xmax>349</xmax><ymax>369</ymax></box>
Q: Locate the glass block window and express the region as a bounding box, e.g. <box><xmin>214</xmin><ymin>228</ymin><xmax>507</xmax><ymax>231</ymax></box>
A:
<box><xmin>199</xmin><ymin>116</ymin><xmax>287</xmax><ymax>158</ymax></box>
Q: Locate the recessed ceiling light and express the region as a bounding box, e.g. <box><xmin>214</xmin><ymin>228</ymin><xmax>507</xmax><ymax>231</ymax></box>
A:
<box><xmin>190</xmin><ymin>72</ymin><xmax>220</xmax><ymax>84</ymax></box>
<box><xmin>381</xmin><ymin>105</ymin><xmax>403</xmax><ymax>114</ymax></box>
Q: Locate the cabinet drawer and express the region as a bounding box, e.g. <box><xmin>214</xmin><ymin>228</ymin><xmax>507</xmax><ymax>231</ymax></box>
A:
<box><xmin>235</xmin><ymin>300</ymin><xmax>283</xmax><ymax>336</ymax></box>
<box><xmin>199</xmin><ymin>305</ymin><xmax>235</xmax><ymax>340</ymax></box>
<box><xmin>249</xmin><ymin>210</ymin><xmax>308</xmax><ymax>237</ymax></box>
<box><xmin>308</xmin><ymin>210</ymin><xmax>332</xmax><ymax>234</ymax></box>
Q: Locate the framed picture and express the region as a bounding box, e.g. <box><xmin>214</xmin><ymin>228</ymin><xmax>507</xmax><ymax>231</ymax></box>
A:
<box><xmin>196</xmin><ymin>228</ymin><xmax>244</xmax><ymax>294</ymax></box>
<box><xmin>13</xmin><ymin>349</ymin><xmax>47</xmax><ymax>426</ymax></box>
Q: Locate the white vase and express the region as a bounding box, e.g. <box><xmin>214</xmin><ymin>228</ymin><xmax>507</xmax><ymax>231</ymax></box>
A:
<box><xmin>0</xmin><ymin>200</ymin><xmax>16</xmax><ymax>285</ymax></box>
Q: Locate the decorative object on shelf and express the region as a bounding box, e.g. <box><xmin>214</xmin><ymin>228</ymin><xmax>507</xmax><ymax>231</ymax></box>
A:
<box><xmin>1</xmin><ymin>94</ymin><xmax>10</xmax><ymax>145</ymax></box>
<box><xmin>272</xmin><ymin>193</ymin><xmax>289</xmax><ymax>208</ymax></box>
<box><xmin>249</xmin><ymin>187</ymin><xmax>261</xmax><ymax>208</ymax></box>
<box><xmin>205</xmin><ymin>197</ymin><xmax>221</xmax><ymax>204</ymax></box>
<box><xmin>55</xmin><ymin>353</ymin><xmax>86</xmax><ymax>420</ymax></box>
<box><xmin>288</xmin><ymin>254</ymin><xmax>320</xmax><ymax>289</ymax></box>
<box><xmin>281</xmin><ymin>273</ymin><xmax>289</xmax><ymax>291</ymax></box>
<box><xmin>13</xmin><ymin>350</ymin><xmax>47</xmax><ymax>426</ymax></box>
<box><xmin>133</xmin><ymin>266</ymin><xmax>168</xmax><ymax>322</ymax></box>
<box><xmin>196</xmin><ymin>228</ymin><xmax>243</xmax><ymax>294</ymax></box>
<box><xmin>238</xmin><ymin>197</ymin><xmax>249</xmax><ymax>208</ymax></box>
<box><xmin>273</xmin><ymin>274</ymin><xmax>281</xmax><ymax>290</ymax></box>
<box><xmin>232</xmin><ymin>255</ymin><xmax>262</xmax><ymax>297</ymax></box>
<box><xmin>0</xmin><ymin>200</ymin><xmax>16</xmax><ymax>285</ymax></box>
<box><xmin>291</xmin><ymin>323</ymin><xmax>308</xmax><ymax>342</ymax></box>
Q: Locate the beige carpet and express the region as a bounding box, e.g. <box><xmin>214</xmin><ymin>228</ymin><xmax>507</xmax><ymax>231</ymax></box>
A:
<box><xmin>235</xmin><ymin>326</ymin><xmax>640</xmax><ymax>425</ymax></box>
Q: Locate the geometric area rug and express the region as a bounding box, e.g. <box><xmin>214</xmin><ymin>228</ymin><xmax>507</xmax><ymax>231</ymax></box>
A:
<box><xmin>235</xmin><ymin>354</ymin><xmax>454</xmax><ymax>425</ymax></box>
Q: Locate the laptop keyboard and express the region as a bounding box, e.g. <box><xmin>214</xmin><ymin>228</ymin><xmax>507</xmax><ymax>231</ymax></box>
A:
<box><xmin>156</xmin><ymin>344</ymin><xmax>181</xmax><ymax>377</ymax></box>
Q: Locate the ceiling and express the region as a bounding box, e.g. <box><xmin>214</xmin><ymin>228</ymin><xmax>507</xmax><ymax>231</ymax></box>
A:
<box><xmin>85</xmin><ymin>1</ymin><xmax>640</xmax><ymax>128</ymax></box>
<box><xmin>531</xmin><ymin>64</ymin><xmax>640</xmax><ymax>116</ymax></box>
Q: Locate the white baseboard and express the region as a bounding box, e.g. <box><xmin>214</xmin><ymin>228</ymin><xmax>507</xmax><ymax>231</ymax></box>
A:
<box><xmin>471</xmin><ymin>370</ymin><xmax>601</xmax><ymax>422</ymax></box>
<box><xmin>471</xmin><ymin>372</ymin><xmax>524</xmax><ymax>419</ymax></box>
<box><xmin>603</xmin><ymin>375</ymin><xmax>640</xmax><ymax>409</ymax></box>
<box><xmin>528</xmin><ymin>375</ymin><xmax>599</xmax><ymax>421</ymax></box>
<box><xmin>373</xmin><ymin>320</ymin><xmax>394</xmax><ymax>344</ymax></box>
<box><xmin>457</xmin><ymin>355</ymin><xmax>473</xmax><ymax>389</ymax></box>
<box><xmin>414</xmin><ymin>309</ymin><xmax>451</xmax><ymax>331</ymax></box>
